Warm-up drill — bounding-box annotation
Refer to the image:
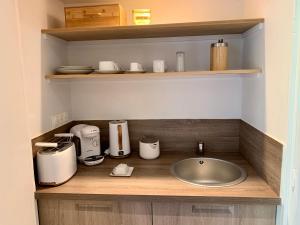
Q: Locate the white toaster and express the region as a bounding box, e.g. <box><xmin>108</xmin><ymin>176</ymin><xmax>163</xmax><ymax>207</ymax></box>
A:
<box><xmin>36</xmin><ymin>135</ymin><xmax>77</xmax><ymax>186</ymax></box>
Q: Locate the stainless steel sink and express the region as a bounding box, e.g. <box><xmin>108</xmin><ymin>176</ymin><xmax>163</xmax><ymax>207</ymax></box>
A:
<box><xmin>171</xmin><ymin>158</ymin><xmax>247</xmax><ymax>187</ymax></box>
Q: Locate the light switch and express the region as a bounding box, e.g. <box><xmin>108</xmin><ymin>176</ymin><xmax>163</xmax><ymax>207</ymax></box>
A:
<box><xmin>291</xmin><ymin>169</ymin><xmax>298</xmax><ymax>192</ymax></box>
<box><xmin>51</xmin><ymin>113</ymin><xmax>68</xmax><ymax>129</ymax></box>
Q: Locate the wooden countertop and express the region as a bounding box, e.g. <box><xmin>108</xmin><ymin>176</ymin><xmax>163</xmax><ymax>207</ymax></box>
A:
<box><xmin>35</xmin><ymin>152</ymin><xmax>280</xmax><ymax>205</ymax></box>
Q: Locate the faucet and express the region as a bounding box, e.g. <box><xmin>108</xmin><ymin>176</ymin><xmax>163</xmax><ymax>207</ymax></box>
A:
<box><xmin>196</xmin><ymin>141</ymin><xmax>205</xmax><ymax>156</ymax></box>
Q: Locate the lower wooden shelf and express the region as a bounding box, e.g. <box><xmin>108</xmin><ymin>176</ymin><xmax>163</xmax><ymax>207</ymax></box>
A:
<box><xmin>45</xmin><ymin>69</ymin><xmax>261</xmax><ymax>80</ymax></box>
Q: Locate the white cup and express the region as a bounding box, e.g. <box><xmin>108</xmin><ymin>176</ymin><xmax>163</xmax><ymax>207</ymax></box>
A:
<box><xmin>99</xmin><ymin>61</ymin><xmax>119</xmax><ymax>71</ymax></box>
<box><xmin>130</xmin><ymin>62</ymin><xmax>143</xmax><ymax>72</ymax></box>
<box><xmin>153</xmin><ymin>60</ymin><xmax>166</xmax><ymax>73</ymax></box>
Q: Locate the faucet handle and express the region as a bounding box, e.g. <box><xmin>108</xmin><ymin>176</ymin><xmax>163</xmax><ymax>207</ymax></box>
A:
<box><xmin>196</xmin><ymin>141</ymin><xmax>205</xmax><ymax>156</ymax></box>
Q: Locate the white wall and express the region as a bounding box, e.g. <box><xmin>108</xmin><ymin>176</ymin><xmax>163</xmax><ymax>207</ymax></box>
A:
<box><xmin>68</xmin><ymin>35</ymin><xmax>243</xmax><ymax>71</ymax></box>
<box><xmin>67</xmin><ymin>35</ymin><xmax>244</xmax><ymax>120</ymax></box>
<box><xmin>0</xmin><ymin>1</ymin><xmax>37</xmax><ymax>225</ymax></box>
<box><xmin>242</xmin><ymin>2</ymin><xmax>295</xmax><ymax>225</ymax></box>
<box><xmin>59</xmin><ymin>0</ymin><xmax>293</xmax><ymax>144</ymax></box>
<box><xmin>17</xmin><ymin>0</ymin><xmax>71</xmax><ymax>138</ymax></box>
<box><xmin>241</xmin><ymin>25</ymin><xmax>266</xmax><ymax>137</ymax></box>
<box><xmin>277</xmin><ymin>2</ymin><xmax>300</xmax><ymax>225</ymax></box>
<box><xmin>1</xmin><ymin>1</ymin><xmax>294</xmax><ymax>225</ymax></box>
<box><xmin>242</xmin><ymin>0</ymin><xmax>294</xmax><ymax>143</ymax></box>
<box><xmin>0</xmin><ymin>1</ymin><xmax>71</xmax><ymax>225</ymax></box>
<box><xmin>63</xmin><ymin>0</ymin><xmax>245</xmax><ymax>24</ymax></box>
<box><xmin>1</xmin><ymin>0</ymin><xmax>293</xmax><ymax>225</ymax></box>
<box><xmin>70</xmin><ymin>78</ymin><xmax>242</xmax><ymax>120</ymax></box>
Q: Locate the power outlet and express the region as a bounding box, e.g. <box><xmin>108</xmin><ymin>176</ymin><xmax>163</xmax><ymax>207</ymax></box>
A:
<box><xmin>51</xmin><ymin>115</ymin><xmax>59</xmax><ymax>129</ymax></box>
<box><xmin>51</xmin><ymin>112</ymin><xmax>69</xmax><ymax>129</ymax></box>
<box><xmin>62</xmin><ymin>112</ymin><xmax>68</xmax><ymax>123</ymax></box>
<box><xmin>291</xmin><ymin>169</ymin><xmax>299</xmax><ymax>193</ymax></box>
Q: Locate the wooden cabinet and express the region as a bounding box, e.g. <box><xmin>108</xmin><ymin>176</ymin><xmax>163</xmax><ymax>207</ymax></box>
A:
<box><xmin>153</xmin><ymin>202</ymin><xmax>239</xmax><ymax>225</ymax></box>
<box><xmin>152</xmin><ymin>202</ymin><xmax>276</xmax><ymax>225</ymax></box>
<box><xmin>118</xmin><ymin>201</ymin><xmax>152</xmax><ymax>225</ymax></box>
<box><xmin>74</xmin><ymin>201</ymin><xmax>117</xmax><ymax>225</ymax></box>
<box><xmin>238</xmin><ymin>204</ymin><xmax>276</xmax><ymax>225</ymax></box>
<box><xmin>38</xmin><ymin>200</ymin><xmax>276</xmax><ymax>225</ymax></box>
<box><xmin>38</xmin><ymin>200</ymin><xmax>152</xmax><ymax>225</ymax></box>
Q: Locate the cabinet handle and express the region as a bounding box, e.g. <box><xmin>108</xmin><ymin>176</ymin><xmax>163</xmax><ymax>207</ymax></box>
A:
<box><xmin>77</xmin><ymin>204</ymin><xmax>113</xmax><ymax>212</ymax></box>
<box><xmin>191</xmin><ymin>205</ymin><xmax>233</xmax><ymax>214</ymax></box>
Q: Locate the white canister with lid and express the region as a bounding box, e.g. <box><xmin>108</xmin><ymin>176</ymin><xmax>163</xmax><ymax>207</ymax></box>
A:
<box><xmin>139</xmin><ymin>136</ymin><xmax>160</xmax><ymax>160</ymax></box>
<box><xmin>210</xmin><ymin>39</ymin><xmax>228</xmax><ymax>71</ymax></box>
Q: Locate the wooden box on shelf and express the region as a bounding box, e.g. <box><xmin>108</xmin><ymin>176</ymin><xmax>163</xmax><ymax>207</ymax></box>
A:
<box><xmin>64</xmin><ymin>4</ymin><xmax>126</xmax><ymax>28</ymax></box>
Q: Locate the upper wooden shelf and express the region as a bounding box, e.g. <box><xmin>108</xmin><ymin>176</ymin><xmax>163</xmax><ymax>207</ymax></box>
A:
<box><xmin>42</xmin><ymin>18</ymin><xmax>264</xmax><ymax>41</ymax></box>
<box><xmin>46</xmin><ymin>69</ymin><xmax>261</xmax><ymax>80</ymax></box>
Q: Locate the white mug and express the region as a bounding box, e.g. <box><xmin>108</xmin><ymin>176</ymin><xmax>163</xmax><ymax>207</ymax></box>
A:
<box><xmin>130</xmin><ymin>62</ymin><xmax>143</xmax><ymax>72</ymax></box>
<box><xmin>99</xmin><ymin>61</ymin><xmax>119</xmax><ymax>71</ymax></box>
<box><xmin>153</xmin><ymin>60</ymin><xmax>165</xmax><ymax>73</ymax></box>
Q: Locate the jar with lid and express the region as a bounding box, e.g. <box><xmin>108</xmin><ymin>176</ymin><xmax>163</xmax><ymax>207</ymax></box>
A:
<box><xmin>210</xmin><ymin>39</ymin><xmax>228</xmax><ymax>71</ymax></box>
<box><xmin>139</xmin><ymin>136</ymin><xmax>160</xmax><ymax>160</ymax></box>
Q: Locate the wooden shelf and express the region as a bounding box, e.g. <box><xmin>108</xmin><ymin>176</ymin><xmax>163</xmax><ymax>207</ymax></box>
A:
<box><xmin>45</xmin><ymin>69</ymin><xmax>261</xmax><ymax>80</ymax></box>
<box><xmin>42</xmin><ymin>18</ymin><xmax>264</xmax><ymax>41</ymax></box>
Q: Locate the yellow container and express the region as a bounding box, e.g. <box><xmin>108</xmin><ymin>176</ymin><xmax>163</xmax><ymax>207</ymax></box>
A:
<box><xmin>132</xmin><ymin>9</ymin><xmax>151</xmax><ymax>25</ymax></box>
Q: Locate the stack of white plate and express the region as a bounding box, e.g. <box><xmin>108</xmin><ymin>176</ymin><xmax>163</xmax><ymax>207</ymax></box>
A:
<box><xmin>56</xmin><ymin>66</ymin><xmax>94</xmax><ymax>74</ymax></box>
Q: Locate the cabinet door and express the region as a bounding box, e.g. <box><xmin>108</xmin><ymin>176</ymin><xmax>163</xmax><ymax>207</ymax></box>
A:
<box><xmin>238</xmin><ymin>204</ymin><xmax>276</xmax><ymax>225</ymax></box>
<box><xmin>153</xmin><ymin>202</ymin><xmax>238</xmax><ymax>225</ymax></box>
<box><xmin>76</xmin><ymin>200</ymin><xmax>118</xmax><ymax>225</ymax></box>
<box><xmin>76</xmin><ymin>200</ymin><xmax>152</xmax><ymax>225</ymax></box>
<box><xmin>38</xmin><ymin>199</ymin><xmax>152</xmax><ymax>225</ymax></box>
<box><xmin>38</xmin><ymin>200</ymin><xmax>117</xmax><ymax>225</ymax></box>
<box><xmin>118</xmin><ymin>201</ymin><xmax>152</xmax><ymax>225</ymax></box>
<box><xmin>39</xmin><ymin>199</ymin><xmax>77</xmax><ymax>225</ymax></box>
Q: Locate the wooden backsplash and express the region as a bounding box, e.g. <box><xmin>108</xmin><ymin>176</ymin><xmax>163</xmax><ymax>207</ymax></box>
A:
<box><xmin>31</xmin><ymin>119</ymin><xmax>283</xmax><ymax>194</ymax></box>
<box><xmin>74</xmin><ymin>119</ymin><xmax>240</xmax><ymax>153</ymax></box>
<box><xmin>31</xmin><ymin>121</ymin><xmax>76</xmax><ymax>157</ymax></box>
<box><xmin>239</xmin><ymin>121</ymin><xmax>283</xmax><ymax>194</ymax></box>
<box><xmin>32</xmin><ymin>119</ymin><xmax>240</xmax><ymax>157</ymax></box>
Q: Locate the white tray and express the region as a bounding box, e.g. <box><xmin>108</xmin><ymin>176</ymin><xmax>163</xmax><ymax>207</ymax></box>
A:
<box><xmin>110</xmin><ymin>167</ymin><xmax>134</xmax><ymax>177</ymax></box>
<box><xmin>56</xmin><ymin>69</ymin><xmax>94</xmax><ymax>74</ymax></box>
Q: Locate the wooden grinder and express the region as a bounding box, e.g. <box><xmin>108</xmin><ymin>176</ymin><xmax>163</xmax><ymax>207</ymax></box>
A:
<box><xmin>210</xmin><ymin>39</ymin><xmax>228</xmax><ymax>71</ymax></box>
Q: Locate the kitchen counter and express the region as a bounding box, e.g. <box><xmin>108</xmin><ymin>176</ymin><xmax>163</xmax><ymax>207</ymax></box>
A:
<box><xmin>35</xmin><ymin>152</ymin><xmax>280</xmax><ymax>204</ymax></box>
